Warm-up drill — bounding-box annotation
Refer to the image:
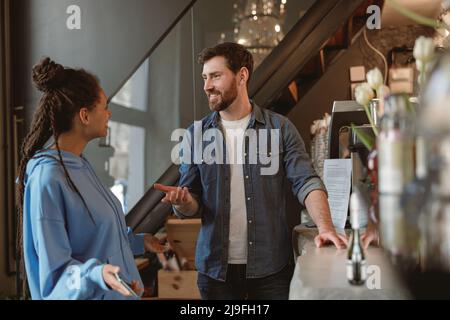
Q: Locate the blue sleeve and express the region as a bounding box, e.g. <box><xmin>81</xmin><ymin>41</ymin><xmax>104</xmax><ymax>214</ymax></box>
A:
<box><xmin>174</xmin><ymin>126</ymin><xmax>203</xmax><ymax>218</ymax></box>
<box><xmin>28</xmin><ymin>178</ymin><xmax>110</xmax><ymax>299</ymax></box>
<box><xmin>282</xmin><ymin>118</ymin><xmax>327</xmax><ymax>206</ymax></box>
<box><xmin>126</xmin><ymin>227</ymin><xmax>145</xmax><ymax>256</ymax></box>
<box><xmin>175</xmin><ymin>161</ymin><xmax>203</xmax><ymax>218</ymax></box>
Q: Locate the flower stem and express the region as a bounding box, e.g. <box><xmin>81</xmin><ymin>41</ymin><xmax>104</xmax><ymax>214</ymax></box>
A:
<box><xmin>363</xmin><ymin>103</ymin><xmax>379</xmax><ymax>137</ymax></box>
<box><xmin>419</xmin><ymin>63</ymin><xmax>426</xmax><ymax>94</ymax></box>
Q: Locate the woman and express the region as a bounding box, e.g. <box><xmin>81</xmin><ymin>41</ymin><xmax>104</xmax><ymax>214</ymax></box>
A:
<box><xmin>17</xmin><ymin>57</ymin><xmax>164</xmax><ymax>299</ymax></box>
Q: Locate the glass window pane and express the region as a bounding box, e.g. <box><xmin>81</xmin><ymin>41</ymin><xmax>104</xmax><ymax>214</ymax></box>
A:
<box><xmin>111</xmin><ymin>59</ymin><xmax>149</xmax><ymax>111</ymax></box>
<box><xmin>109</xmin><ymin>120</ymin><xmax>145</xmax><ymax>213</ymax></box>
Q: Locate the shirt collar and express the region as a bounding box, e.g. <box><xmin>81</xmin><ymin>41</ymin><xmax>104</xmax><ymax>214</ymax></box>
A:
<box><xmin>204</xmin><ymin>100</ymin><xmax>266</xmax><ymax>129</ymax></box>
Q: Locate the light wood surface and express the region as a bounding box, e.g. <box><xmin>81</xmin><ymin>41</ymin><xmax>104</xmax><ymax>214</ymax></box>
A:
<box><xmin>290</xmin><ymin>225</ymin><xmax>412</xmax><ymax>299</ymax></box>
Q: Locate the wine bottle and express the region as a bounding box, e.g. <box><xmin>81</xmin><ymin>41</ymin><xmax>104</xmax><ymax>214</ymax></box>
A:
<box><xmin>347</xmin><ymin>192</ymin><xmax>367</xmax><ymax>285</ymax></box>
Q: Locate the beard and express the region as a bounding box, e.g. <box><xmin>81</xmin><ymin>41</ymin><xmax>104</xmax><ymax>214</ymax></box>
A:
<box><xmin>207</xmin><ymin>82</ymin><xmax>238</xmax><ymax>112</ymax></box>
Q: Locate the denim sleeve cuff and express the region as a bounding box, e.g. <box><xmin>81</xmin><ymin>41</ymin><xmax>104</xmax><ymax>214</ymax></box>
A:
<box><xmin>173</xmin><ymin>204</ymin><xmax>202</xmax><ymax>219</ymax></box>
<box><xmin>297</xmin><ymin>177</ymin><xmax>327</xmax><ymax>207</ymax></box>
<box><xmin>173</xmin><ymin>206</ymin><xmax>193</xmax><ymax>218</ymax></box>
<box><xmin>172</xmin><ymin>195</ymin><xmax>203</xmax><ymax>219</ymax></box>
<box><xmin>90</xmin><ymin>264</ymin><xmax>111</xmax><ymax>291</ymax></box>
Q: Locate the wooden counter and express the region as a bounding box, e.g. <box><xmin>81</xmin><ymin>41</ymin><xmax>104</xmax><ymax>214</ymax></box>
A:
<box><xmin>289</xmin><ymin>225</ymin><xmax>412</xmax><ymax>299</ymax></box>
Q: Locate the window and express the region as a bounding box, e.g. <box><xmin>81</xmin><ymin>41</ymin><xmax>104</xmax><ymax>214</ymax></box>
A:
<box><xmin>109</xmin><ymin>121</ymin><xmax>145</xmax><ymax>213</ymax></box>
<box><xmin>111</xmin><ymin>59</ymin><xmax>149</xmax><ymax>112</ymax></box>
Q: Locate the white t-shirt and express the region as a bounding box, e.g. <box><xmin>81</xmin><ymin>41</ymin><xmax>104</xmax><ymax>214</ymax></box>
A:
<box><xmin>220</xmin><ymin>113</ymin><xmax>251</xmax><ymax>264</ymax></box>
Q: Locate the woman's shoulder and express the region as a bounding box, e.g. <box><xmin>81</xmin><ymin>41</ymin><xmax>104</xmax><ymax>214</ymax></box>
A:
<box><xmin>26</xmin><ymin>157</ymin><xmax>66</xmax><ymax>185</ymax></box>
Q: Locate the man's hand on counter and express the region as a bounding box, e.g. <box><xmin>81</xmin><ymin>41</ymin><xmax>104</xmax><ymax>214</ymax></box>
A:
<box><xmin>304</xmin><ymin>190</ymin><xmax>347</xmax><ymax>249</ymax></box>
<box><xmin>314</xmin><ymin>229</ymin><xmax>348</xmax><ymax>249</ymax></box>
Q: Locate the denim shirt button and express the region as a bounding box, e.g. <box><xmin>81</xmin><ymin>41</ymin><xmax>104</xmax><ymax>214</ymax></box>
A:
<box><xmin>248</xmin><ymin>220</ymin><xmax>252</xmax><ymax>224</ymax></box>
<box><xmin>247</xmin><ymin>197</ymin><xmax>251</xmax><ymax>201</ymax></box>
<box><xmin>245</xmin><ymin>175</ymin><xmax>249</xmax><ymax>179</ymax></box>
<box><xmin>249</xmin><ymin>241</ymin><xmax>253</xmax><ymax>245</ymax></box>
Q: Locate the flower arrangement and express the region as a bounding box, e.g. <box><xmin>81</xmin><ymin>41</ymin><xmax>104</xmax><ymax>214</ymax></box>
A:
<box><xmin>353</xmin><ymin>67</ymin><xmax>390</xmax><ymax>150</ymax></box>
<box><xmin>352</xmin><ymin>0</ymin><xmax>443</xmax><ymax>150</ymax></box>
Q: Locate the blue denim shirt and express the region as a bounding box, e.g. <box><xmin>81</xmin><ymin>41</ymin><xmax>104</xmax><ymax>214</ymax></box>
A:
<box><xmin>175</xmin><ymin>102</ymin><xmax>325</xmax><ymax>281</ymax></box>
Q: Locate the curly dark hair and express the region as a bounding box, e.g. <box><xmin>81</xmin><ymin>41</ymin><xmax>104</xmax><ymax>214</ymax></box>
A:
<box><xmin>197</xmin><ymin>42</ymin><xmax>254</xmax><ymax>85</ymax></box>
<box><xmin>16</xmin><ymin>57</ymin><xmax>100</xmax><ymax>287</ymax></box>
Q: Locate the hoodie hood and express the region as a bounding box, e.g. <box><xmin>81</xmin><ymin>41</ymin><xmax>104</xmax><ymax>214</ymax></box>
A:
<box><xmin>25</xmin><ymin>149</ymin><xmax>87</xmax><ymax>184</ymax></box>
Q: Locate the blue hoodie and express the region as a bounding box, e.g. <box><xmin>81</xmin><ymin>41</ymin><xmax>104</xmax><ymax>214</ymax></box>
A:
<box><xmin>23</xmin><ymin>149</ymin><xmax>145</xmax><ymax>300</ymax></box>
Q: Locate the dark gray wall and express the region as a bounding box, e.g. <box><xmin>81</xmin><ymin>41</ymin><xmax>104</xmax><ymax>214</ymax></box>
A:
<box><xmin>12</xmin><ymin>0</ymin><xmax>194</xmax><ymax>127</ymax></box>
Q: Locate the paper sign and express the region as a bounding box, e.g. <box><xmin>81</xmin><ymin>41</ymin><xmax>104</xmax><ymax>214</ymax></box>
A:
<box><xmin>323</xmin><ymin>159</ymin><xmax>352</xmax><ymax>229</ymax></box>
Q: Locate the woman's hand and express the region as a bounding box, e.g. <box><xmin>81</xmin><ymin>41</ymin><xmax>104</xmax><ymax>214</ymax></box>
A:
<box><xmin>144</xmin><ymin>234</ymin><xmax>168</xmax><ymax>253</ymax></box>
<box><xmin>129</xmin><ymin>280</ymin><xmax>144</xmax><ymax>296</ymax></box>
<box><xmin>102</xmin><ymin>265</ymin><xmax>142</xmax><ymax>297</ymax></box>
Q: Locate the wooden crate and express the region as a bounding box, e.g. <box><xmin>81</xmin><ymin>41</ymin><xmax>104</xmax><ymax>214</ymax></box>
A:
<box><xmin>157</xmin><ymin>218</ymin><xmax>201</xmax><ymax>299</ymax></box>
<box><xmin>158</xmin><ymin>270</ymin><xmax>200</xmax><ymax>299</ymax></box>
<box><xmin>165</xmin><ymin>218</ymin><xmax>201</xmax><ymax>270</ymax></box>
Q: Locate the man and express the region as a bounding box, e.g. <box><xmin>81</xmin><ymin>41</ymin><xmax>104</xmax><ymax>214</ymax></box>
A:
<box><xmin>155</xmin><ymin>42</ymin><xmax>347</xmax><ymax>300</ymax></box>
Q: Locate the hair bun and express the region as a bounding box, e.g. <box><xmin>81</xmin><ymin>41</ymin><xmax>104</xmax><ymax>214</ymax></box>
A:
<box><xmin>32</xmin><ymin>57</ymin><xmax>66</xmax><ymax>92</ymax></box>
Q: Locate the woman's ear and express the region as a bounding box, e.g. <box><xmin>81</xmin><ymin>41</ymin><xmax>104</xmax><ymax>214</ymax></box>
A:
<box><xmin>78</xmin><ymin>107</ymin><xmax>90</xmax><ymax>125</ymax></box>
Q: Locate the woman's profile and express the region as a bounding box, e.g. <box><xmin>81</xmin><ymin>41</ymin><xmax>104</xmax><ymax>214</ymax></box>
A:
<box><xmin>16</xmin><ymin>57</ymin><xmax>164</xmax><ymax>300</ymax></box>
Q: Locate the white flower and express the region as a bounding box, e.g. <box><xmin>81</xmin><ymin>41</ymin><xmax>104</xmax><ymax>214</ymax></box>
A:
<box><xmin>366</xmin><ymin>68</ymin><xmax>383</xmax><ymax>90</ymax></box>
<box><xmin>416</xmin><ymin>59</ymin><xmax>435</xmax><ymax>73</ymax></box>
<box><xmin>418</xmin><ymin>73</ymin><xmax>425</xmax><ymax>87</ymax></box>
<box><xmin>355</xmin><ymin>83</ymin><xmax>375</xmax><ymax>106</ymax></box>
<box><xmin>413</xmin><ymin>36</ymin><xmax>435</xmax><ymax>63</ymax></box>
<box><xmin>376</xmin><ymin>84</ymin><xmax>391</xmax><ymax>99</ymax></box>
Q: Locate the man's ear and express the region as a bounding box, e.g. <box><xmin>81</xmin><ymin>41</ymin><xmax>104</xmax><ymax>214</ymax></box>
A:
<box><xmin>79</xmin><ymin>107</ymin><xmax>90</xmax><ymax>125</ymax></box>
<box><xmin>239</xmin><ymin>67</ymin><xmax>249</xmax><ymax>85</ymax></box>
